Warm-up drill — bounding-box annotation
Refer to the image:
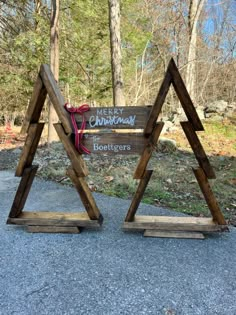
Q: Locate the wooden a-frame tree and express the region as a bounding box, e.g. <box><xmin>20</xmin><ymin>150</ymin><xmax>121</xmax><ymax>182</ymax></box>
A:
<box><xmin>7</xmin><ymin>64</ymin><xmax>103</xmax><ymax>233</ymax></box>
<box><xmin>7</xmin><ymin>59</ymin><xmax>228</xmax><ymax>238</ymax></box>
<box><xmin>122</xmin><ymin>58</ymin><xmax>228</xmax><ymax>239</ymax></box>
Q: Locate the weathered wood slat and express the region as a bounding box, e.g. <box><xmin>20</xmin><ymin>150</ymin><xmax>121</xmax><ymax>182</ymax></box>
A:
<box><xmin>181</xmin><ymin>121</ymin><xmax>215</xmax><ymax>179</ymax></box>
<box><xmin>75</xmin><ymin>106</ymin><xmax>151</xmax><ymax>130</ymax></box>
<box><xmin>26</xmin><ymin>226</ymin><xmax>80</xmax><ymax>234</ymax></box>
<box><xmin>40</xmin><ymin>64</ymin><xmax>72</xmax><ymax>134</ymax></box>
<box><xmin>82</xmin><ymin>132</ymin><xmax>148</xmax><ymax>155</ymax></box>
<box><xmin>15</xmin><ymin>123</ymin><xmax>44</xmax><ymax>177</ymax></box>
<box><xmin>67</xmin><ymin>167</ymin><xmax>103</xmax><ymax>221</ymax></box>
<box><xmin>8</xmin><ymin>166</ymin><xmax>38</xmax><ymax>218</ymax></box>
<box><xmin>170</xmin><ymin>62</ymin><xmax>204</xmax><ymax>130</ymax></box>
<box><xmin>168</xmin><ymin>58</ymin><xmax>204</xmax><ymax>131</ymax></box>
<box><xmin>144</xmin><ymin>230</ymin><xmax>205</xmax><ymax>239</ymax></box>
<box><xmin>20</xmin><ymin>75</ymin><xmax>47</xmax><ymax>135</ymax></box>
<box><xmin>7</xmin><ymin>211</ymin><xmax>101</xmax><ymax>227</ymax></box>
<box><xmin>144</xmin><ymin>71</ymin><xmax>172</xmax><ymax>134</ymax></box>
<box><xmin>125</xmin><ymin>170</ymin><xmax>153</xmax><ymax>222</ymax></box>
<box><xmin>134</xmin><ymin>122</ymin><xmax>164</xmax><ymax>179</ymax></box>
<box><xmin>123</xmin><ymin>215</ymin><xmax>225</xmax><ymax>232</ymax></box>
<box><xmin>193</xmin><ymin>167</ymin><xmax>228</xmax><ymax>227</ymax></box>
<box><xmin>54</xmin><ymin>123</ymin><xmax>88</xmax><ymax>177</ymax></box>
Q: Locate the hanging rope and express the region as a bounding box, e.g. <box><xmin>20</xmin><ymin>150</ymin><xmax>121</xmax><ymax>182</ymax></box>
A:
<box><xmin>64</xmin><ymin>103</ymin><xmax>91</xmax><ymax>154</ymax></box>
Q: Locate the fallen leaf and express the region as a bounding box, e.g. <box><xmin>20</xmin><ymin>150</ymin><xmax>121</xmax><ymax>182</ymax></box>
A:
<box><xmin>104</xmin><ymin>176</ymin><xmax>114</xmax><ymax>183</ymax></box>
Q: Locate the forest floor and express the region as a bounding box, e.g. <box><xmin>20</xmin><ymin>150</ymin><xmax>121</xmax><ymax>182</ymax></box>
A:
<box><xmin>0</xmin><ymin>119</ymin><xmax>235</xmax><ymax>226</ymax></box>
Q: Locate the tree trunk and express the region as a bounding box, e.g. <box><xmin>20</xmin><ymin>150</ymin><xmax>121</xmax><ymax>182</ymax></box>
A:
<box><xmin>48</xmin><ymin>0</ymin><xmax>59</xmax><ymax>143</ymax></box>
<box><xmin>108</xmin><ymin>0</ymin><xmax>126</xmax><ymax>106</ymax></box>
<box><xmin>185</xmin><ymin>0</ymin><xmax>205</xmax><ymax>105</ymax></box>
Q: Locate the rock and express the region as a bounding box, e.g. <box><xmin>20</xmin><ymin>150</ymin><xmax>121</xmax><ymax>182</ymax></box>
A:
<box><xmin>157</xmin><ymin>138</ymin><xmax>177</xmax><ymax>153</ymax></box>
<box><xmin>166</xmin><ymin>178</ymin><xmax>172</xmax><ymax>184</ymax></box>
<box><xmin>162</xmin><ymin>121</ymin><xmax>174</xmax><ymax>134</ymax></box>
<box><xmin>205</xmin><ymin>100</ymin><xmax>228</xmax><ymax>114</ymax></box>
<box><xmin>12</xmin><ymin>148</ymin><xmax>22</xmax><ymax>155</ymax></box>
<box><xmin>196</xmin><ymin>106</ymin><xmax>205</xmax><ymax>120</ymax></box>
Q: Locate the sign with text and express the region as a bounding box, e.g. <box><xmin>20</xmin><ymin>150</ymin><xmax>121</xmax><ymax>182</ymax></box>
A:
<box><xmin>75</xmin><ymin>106</ymin><xmax>151</xmax><ymax>130</ymax></box>
<box><xmin>82</xmin><ymin>132</ymin><xmax>148</xmax><ymax>155</ymax></box>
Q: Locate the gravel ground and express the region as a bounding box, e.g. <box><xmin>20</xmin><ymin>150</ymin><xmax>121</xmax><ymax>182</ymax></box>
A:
<box><xmin>0</xmin><ymin>170</ymin><xmax>236</xmax><ymax>315</ymax></box>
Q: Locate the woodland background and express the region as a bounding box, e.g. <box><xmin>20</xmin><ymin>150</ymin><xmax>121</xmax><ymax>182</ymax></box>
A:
<box><xmin>0</xmin><ymin>0</ymin><xmax>235</xmax><ymax>126</ymax></box>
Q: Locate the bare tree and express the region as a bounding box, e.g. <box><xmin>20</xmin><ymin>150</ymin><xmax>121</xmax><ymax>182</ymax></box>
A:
<box><xmin>48</xmin><ymin>0</ymin><xmax>59</xmax><ymax>143</ymax></box>
<box><xmin>108</xmin><ymin>0</ymin><xmax>126</xmax><ymax>106</ymax></box>
<box><xmin>185</xmin><ymin>0</ymin><xmax>205</xmax><ymax>104</ymax></box>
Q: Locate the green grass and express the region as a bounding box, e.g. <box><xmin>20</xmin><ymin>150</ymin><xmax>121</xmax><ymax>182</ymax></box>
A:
<box><xmin>204</xmin><ymin>120</ymin><xmax>236</xmax><ymax>139</ymax></box>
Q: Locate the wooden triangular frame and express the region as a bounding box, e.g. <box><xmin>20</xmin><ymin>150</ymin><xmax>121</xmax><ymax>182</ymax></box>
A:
<box><xmin>123</xmin><ymin>58</ymin><xmax>228</xmax><ymax>238</ymax></box>
<box><xmin>7</xmin><ymin>64</ymin><xmax>103</xmax><ymax>233</ymax></box>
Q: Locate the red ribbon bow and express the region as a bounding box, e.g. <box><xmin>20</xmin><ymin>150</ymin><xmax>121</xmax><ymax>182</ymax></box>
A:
<box><xmin>64</xmin><ymin>103</ymin><xmax>91</xmax><ymax>154</ymax></box>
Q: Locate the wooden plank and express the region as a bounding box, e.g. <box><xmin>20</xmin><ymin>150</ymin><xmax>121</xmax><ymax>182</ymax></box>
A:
<box><xmin>75</xmin><ymin>106</ymin><xmax>151</xmax><ymax>130</ymax></box>
<box><xmin>8</xmin><ymin>166</ymin><xmax>38</xmax><ymax>218</ymax></box>
<box><xmin>144</xmin><ymin>230</ymin><xmax>205</xmax><ymax>239</ymax></box>
<box><xmin>181</xmin><ymin>121</ymin><xmax>215</xmax><ymax>179</ymax></box>
<box><xmin>20</xmin><ymin>75</ymin><xmax>47</xmax><ymax>135</ymax></box>
<box><xmin>7</xmin><ymin>211</ymin><xmax>101</xmax><ymax>227</ymax></box>
<box><xmin>144</xmin><ymin>71</ymin><xmax>172</xmax><ymax>134</ymax></box>
<box><xmin>123</xmin><ymin>215</ymin><xmax>225</xmax><ymax>232</ymax></box>
<box><xmin>193</xmin><ymin>167</ymin><xmax>228</xmax><ymax>227</ymax></box>
<box><xmin>54</xmin><ymin>123</ymin><xmax>88</xmax><ymax>177</ymax></box>
<box><xmin>125</xmin><ymin>170</ymin><xmax>153</xmax><ymax>222</ymax></box>
<box><xmin>168</xmin><ymin>58</ymin><xmax>204</xmax><ymax>131</ymax></box>
<box><xmin>15</xmin><ymin>123</ymin><xmax>44</xmax><ymax>177</ymax></box>
<box><xmin>67</xmin><ymin>167</ymin><xmax>103</xmax><ymax>221</ymax></box>
<box><xmin>40</xmin><ymin>64</ymin><xmax>72</xmax><ymax>134</ymax></box>
<box><xmin>26</xmin><ymin>226</ymin><xmax>80</xmax><ymax>234</ymax></box>
<box><xmin>82</xmin><ymin>132</ymin><xmax>148</xmax><ymax>155</ymax></box>
<box><xmin>134</xmin><ymin>122</ymin><xmax>164</xmax><ymax>179</ymax></box>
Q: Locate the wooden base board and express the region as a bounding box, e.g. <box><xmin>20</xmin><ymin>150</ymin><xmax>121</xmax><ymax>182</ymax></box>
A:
<box><xmin>144</xmin><ymin>230</ymin><xmax>205</xmax><ymax>239</ymax></box>
<box><xmin>26</xmin><ymin>226</ymin><xmax>80</xmax><ymax>234</ymax></box>
<box><xmin>123</xmin><ymin>215</ymin><xmax>226</xmax><ymax>232</ymax></box>
<box><xmin>7</xmin><ymin>211</ymin><xmax>101</xmax><ymax>228</ymax></box>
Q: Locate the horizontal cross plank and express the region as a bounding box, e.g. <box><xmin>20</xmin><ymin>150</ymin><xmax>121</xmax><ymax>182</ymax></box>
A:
<box><xmin>181</xmin><ymin>121</ymin><xmax>215</xmax><ymax>179</ymax></box>
<box><xmin>26</xmin><ymin>226</ymin><xmax>80</xmax><ymax>234</ymax></box>
<box><xmin>82</xmin><ymin>132</ymin><xmax>148</xmax><ymax>155</ymax></box>
<box><xmin>21</xmin><ymin>75</ymin><xmax>47</xmax><ymax>135</ymax></box>
<box><xmin>7</xmin><ymin>211</ymin><xmax>101</xmax><ymax>228</ymax></box>
<box><xmin>40</xmin><ymin>64</ymin><xmax>72</xmax><ymax>134</ymax></box>
<box><xmin>75</xmin><ymin>106</ymin><xmax>151</xmax><ymax>130</ymax></box>
<box><xmin>16</xmin><ymin>123</ymin><xmax>44</xmax><ymax>177</ymax></box>
<box><xmin>168</xmin><ymin>58</ymin><xmax>204</xmax><ymax>131</ymax></box>
<box><xmin>123</xmin><ymin>215</ymin><xmax>225</xmax><ymax>232</ymax></box>
<box><xmin>144</xmin><ymin>230</ymin><xmax>205</xmax><ymax>239</ymax></box>
<box><xmin>193</xmin><ymin>167</ymin><xmax>228</xmax><ymax>227</ymax></box>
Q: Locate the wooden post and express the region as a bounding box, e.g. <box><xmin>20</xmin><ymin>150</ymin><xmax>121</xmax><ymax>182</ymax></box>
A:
<box><xmin>40</xmin><ymin>64</ymin><xmax>72</xmax><ymax>134</ymax></box>
<box><xmin>54</xmin><ymin>123</ymin><xmax>88</xmax><ymax>177</ymax></box>
<box><xmin>125</xmin><ymin>170</ymin><xmax>153</xmax><ymax>222</ymax></box>
<box><xmin>168</xmin><ymin>58</ymin><xmax>204</xmax><ymax>131</ymax></box>
<box><xmin>16</xmin><ymin>123</ymin><xmax>44</xmax><ymax>177</ymax></box>
<box><xmin>20</xmin><ymin>75</ymin><xmax>47</xmax><ymax>135</ymax></box>
<box><xmin>193</xmin><ymin>167</ymin><xmax>228</xmax><ymax>228</ymax></box>
<box><xmin>67</xmin><ymin>167</ymin><xmax>103</xmax><ymax>222</ymax></box>
<box><xmin>181</xmin><ymin>121</ymin><xmax>215</xmax><ymax>179</ymax></box>
<box><xmin>134</xmin><ymin>123</ymin><xmax>164</xmax><ymax>179</ymax></box>
<box><xmin>8</xmin><ymin>166</ymin><xmax>38</xmax><ymax>219</ymax></box>
<box><xmin>144</xmin><ymin>71</ymin><xmax>172</xmax><ymax>135</ymax></box>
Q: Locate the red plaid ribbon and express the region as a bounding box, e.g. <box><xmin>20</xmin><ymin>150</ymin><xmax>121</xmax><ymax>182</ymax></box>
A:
<box><xmin>64</xmin><ymin>103</ymin><xmax>91</xmax><ymax>154</ymax></box>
